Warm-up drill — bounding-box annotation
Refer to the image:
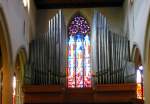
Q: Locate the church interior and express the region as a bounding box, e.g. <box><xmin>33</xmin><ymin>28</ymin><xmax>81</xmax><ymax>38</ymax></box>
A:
<box><xmin>0</xmin><ymin>0</ymin><xmax>150</xmax><ymax>103</ymax></box>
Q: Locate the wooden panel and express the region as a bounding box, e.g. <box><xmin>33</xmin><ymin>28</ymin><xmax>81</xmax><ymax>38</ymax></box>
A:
<box><xmin>23</xmin><ymin>85</ymin><xmax>64</xmax><ymax>104</ymax></box>
<box><xmin>23</xmin><ymin>83</ymin><xmax>139</xmax><ymax>104</ymax></box>
<box><xmin>23</xmin><ymin>85</ymin><xmax>64</xmax><ymax>93</ymax></box>
<box><xmin>95</xmin><ymin>83</ymin><xmax>136</xmax><ymax>92</ymax></box>
<box><xmin>65</xmin><ymin>88</ymin><xmax>93</xmax><ymax>103</ymax></box>
<box><xmin>24</xmin><ymin>94</ymin><xmax>64</xmax><ymax>103</ymax></box>
<box><xmin>94</xmin><ymin>83</ymin><xmax>137</xmax><ymax>103</ymax></box>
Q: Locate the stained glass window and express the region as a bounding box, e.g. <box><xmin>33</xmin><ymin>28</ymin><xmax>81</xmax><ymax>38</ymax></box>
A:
<box><xmin>67</xmin><ymin>15</ymin><xmax>91</xmax><ymax>88</ymax></box>
<box><xmin>13</xmin><ymin>75</ymin><xmax>16</xmax><ymax>104</ymax></box>
<box><xmin>136</xmin><ymin>66</ymin><xmax>144</xmax><ymax>100</ymax></box>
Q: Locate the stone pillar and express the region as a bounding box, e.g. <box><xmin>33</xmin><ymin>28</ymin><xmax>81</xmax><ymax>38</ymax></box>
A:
<box><xmin>144</xmin><ymin>45</ymin><xmax>150</xmax><ymax>104</ymax></box>
<box><xmin>2</xmin><ymin>66</ymin><xmax>13</xmax><ymax>104</ymax></box>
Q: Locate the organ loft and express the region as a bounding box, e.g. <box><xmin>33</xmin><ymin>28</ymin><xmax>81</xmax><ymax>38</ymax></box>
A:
<box><xmin>0</xmin><ymin>0</ymin><xmax>149</xmax><ymax>104</ymax></box>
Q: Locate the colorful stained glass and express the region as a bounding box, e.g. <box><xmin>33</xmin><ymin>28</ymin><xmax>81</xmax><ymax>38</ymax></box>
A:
<box><xmin>68</xmin><ymin>67</ymin><xmax>75</xmax><ymax>88</ymax></box>
<box><xmin>67</xmin><ymin>15</ymin><xmax>91</xmax><ymax>88</ymax></box>
<box><xmin>84</xmin><ymin>35</ymin><xmax>91</xmax><ymax>87</ymax></box>
<box><xmin>136</xmin><ymin>66</ymin><xmax>144</xmax><ymax>100</ymax></box>
<box><xmin>68</xmin><ymin>16</ymin><xmax>90</xmax><ymax>35</ymax></box>
<box><xmin>137</xmin><ymin>83</ymin><xmax>142</xmax><ymax>99</ymax></box>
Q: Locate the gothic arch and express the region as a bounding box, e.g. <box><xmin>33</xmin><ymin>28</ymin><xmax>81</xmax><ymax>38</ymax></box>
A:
<box><xmin>67</xmin><ymin>12</ymin><xmax>90</xmax><ymax>35</ymax></box>
<box><xmin>67</xmin><ymin>13</ymin><xmax>91</xmax><ymax>88</ymax></box>
<box><xmin>13</xmin><ymin>47</ymin><xmax>27</xmax><ymax>104</ymax></box>
<box><xmin>0</xmin><ymin>7</ymin><xmax>12</xmax><ymax>69</ymax></box>
<box><xmin>143</xmin><ymin>10</ymin><xmax>150</xmax><ymax>104</ymax></box>
<box><xmin>131</xmin><ymin>44</ymin><xmax>144</xmax><ymax>100</ymax></box>
<box><xmin>144</xmin><ymin>9</ymin><xmax>150</xmax><ymax>62</ymax></box>
<box><xmin>131</xmin><ymin>45</ymin><xmax>142</xmax><ymax>68</ymax></box>
<box><xmin>0</xmin><ymin>7</ymin><xmax>13</xmax><ymax>104</ymax></box>
<box><xmin>14</xmin><ymin>47</ymin><xmax>27</xmax><ymax>67</ymax></box>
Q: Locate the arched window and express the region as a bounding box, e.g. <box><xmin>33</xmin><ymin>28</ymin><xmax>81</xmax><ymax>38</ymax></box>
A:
<box><xmin>67</xmin><ymin>14</ymin><xmax>91</xmax><ymax>88</ymax></box>
<box><xmin>13</xmin><ymin>74</ymin><xmax>16</xmax><ymax>104</ymax></box>
<box><xmin>136</xmin><ymin>65</ymin><xmax>144</xmax><ymax>100</ymax></box>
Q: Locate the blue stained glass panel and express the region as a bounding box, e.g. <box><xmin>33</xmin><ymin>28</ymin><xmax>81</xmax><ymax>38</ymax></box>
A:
<box><xmin>67</xmin><ymin>15</ymin><xmax>91</xmax><ymax>88</ymax></box>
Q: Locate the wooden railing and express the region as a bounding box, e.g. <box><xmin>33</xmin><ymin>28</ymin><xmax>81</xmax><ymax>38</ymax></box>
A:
<box><xmin>23</xmin><ymin>85</ymin><xmax>64</xmax><ymax>103</ymax></box>
<box><xmin>94</xmin><ymin>83</ymin><xmax>136</xmax><ymax>103</ymax></box>
<box><xmin>23</xmin><ymin>83</ymin><xmax>143</xmax><ymax>104</ymax></box>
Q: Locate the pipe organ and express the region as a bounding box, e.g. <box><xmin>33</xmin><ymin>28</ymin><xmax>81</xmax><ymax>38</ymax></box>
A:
<box><xmin>91</xmin><ymin>11</ymin><xmax>129</xmax><ymax>84</ymax></box>
<box><xmin>25</xmin><ymin>10</ymin><xmax>134</xmax><ymax>86</ymax></box>
<box><xmin>25</xmin><ymin>10</ymin><xmax>66</xmax><ymax>85</ymax></box>
<box><xmin>91</xmin><ymin>10</ymin><xmax>131</xmax><ymax>84</ymax></box>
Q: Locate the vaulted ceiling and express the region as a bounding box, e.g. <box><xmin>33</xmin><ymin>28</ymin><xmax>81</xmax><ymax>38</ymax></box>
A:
<box><xmin>34</xmin><ymin>0</ymin><xmax>125</xmax><ymax>9</ymax></box>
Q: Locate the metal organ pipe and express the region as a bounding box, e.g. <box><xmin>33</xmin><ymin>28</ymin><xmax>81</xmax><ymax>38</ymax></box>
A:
<box><xmin>25</xmin><ymin>10</ymin><xmax>66</xmax><ymax>85</ymax></box>
<box><xmin>48</xmin><ymin>20</ymin><xmax>51</xmax><ymax>84</ymax></box>
<box><xmin>106</xmin><ymin>21</ymin><xmax>109</xmax><ymax>84</ymax></box>
<box><xmin>101</xmin><ymin>14</ymin><xmax>104</xmax><ymax>84</ymax></box>
<box><xmin>52</xmin><ymin>17</ymin><xmax>54</xmax><ymax>84</ymax></box>
<box><xmin>56</xmin><ymin>13</ymin><xmax>59</xmax><ymax>84</ymax></box>
<box><xmin>50</xmin><ymin>19</ymin><xmax>53</xmax><ymax>84</ymax></box>
<box><xmin>104</xmin><ymin>17</ymin><xmax>107</xmax><ymax>84</ymax></box>
<box><xmin>58</xmin><ymin>11</ymin><xmax>61</xmax><ymax>85</ymax></box>
<box><xmin>93</xmin><ymin>11</ymin><xmax>129</xmax><ymax>84</ymax></box>
<box><xmin>97</xmin><ymin>12</ymin><xmax>100</xmax><ymax>84</ymax></box>
<box><xmin>26</xmin><ymin>10</ymin><xmax>130</xmax><ymax>86</ymax></box>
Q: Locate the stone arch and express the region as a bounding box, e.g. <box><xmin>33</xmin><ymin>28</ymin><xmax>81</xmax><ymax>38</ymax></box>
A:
<box><xmin>0</xmin><ymin>8</ymin><xmax>12</xmax><ymax>68</ymax></box>
<box><xmin>67</xmin><ymin>12</ymin><xmax>91</xmax><ymax>88</ymax></box>
<box><xmin>131</xmin><ymin>45</ymin><xmax>142</xmax><ymax>68</ymax></box>
<box><xmin>143</xmin><ymin>10</ymin><xmax>150</xmax><ymax>104</ymax></box>
<box><xmin>13</xmin><ymin>47</ymin><xmax>27</xmax><ymax>104</ymax></box>
<box><xmin>0</xmin><ymin>7</ymin><xmax>13</xmax><ymax>104</ymax></box>
<box><xmin>67</xmin><ymin>11</ymin><xmax>90</xmax><ymax>35</ymax></box>
<box><xmin>131</xmin><ymin>44</ymin><xmax>144</xmax><ymax>100</ymax></box>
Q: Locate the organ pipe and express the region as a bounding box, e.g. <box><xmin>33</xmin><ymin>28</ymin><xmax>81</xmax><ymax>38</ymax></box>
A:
<box><xmin>25</xmin><ymin>10</ymin><xmax>130</xmax><ymax>85</ymax></box>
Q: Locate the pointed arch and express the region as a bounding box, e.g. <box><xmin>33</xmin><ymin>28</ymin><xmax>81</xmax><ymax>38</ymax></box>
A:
<box><xmin>67</xmin><ymin>13</ymin><xmax>91</xmax><ymax>88</ymax></box>
<box><xmin>144</xmin><ymin>10</ymin><xmax>150</xmax><ymax>104</ymax></box>
<box><xmin>68</xmin><ymin>12</ymin><xmax>90</xmax><ymax>36</ymax></box>
<box><xmin>0</xmin><ymin>7</ymin><xmax>13</xmax><ymax>104</ymax></box>
<box><xmin>131</xmin><ymin>44</ymin><xmax>144</xmax><ymax>100</ymax></box>
<box><xmin>131</xmin><ymin>45</ymin><xmax>142</xmax><ymax>68</ymax></box>
<box><xmin>13</xmin><ymin>47</ymin><xmax>27</xmax><ymax>104</ymax></box>
<box><xmin>0</xmin><ymin>7</ymin><xmax>12</xmax><ymax>68</ymax></box>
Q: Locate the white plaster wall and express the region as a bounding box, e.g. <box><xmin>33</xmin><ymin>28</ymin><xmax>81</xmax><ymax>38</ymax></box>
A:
<box><xmin>0</xmin><ymin>0</ymin><xmax>36</xmax><ymax>103</ymax></box>
<box><xmin>123</xmin><ymin>0</ymin><xmax>150</xmax><ymax>62</ymax></box>
<box><xmin>144</xmin><ymin>21</ymin><xmax>150</xmax><ymax>104</ymax></box>
<box><xmin>123</xmin><ymin>0</ymin><xmax>150</xmax><ymax>103</ymax></box>
<box><xmin>0</xmin><ymin>0</ymin><xmax>36</xmax><ymax>65</ymax></box>
<box><xmin>98</xmin><ymin>7</ymin><xmax>123</xmax><ymax>34</ymax></box>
